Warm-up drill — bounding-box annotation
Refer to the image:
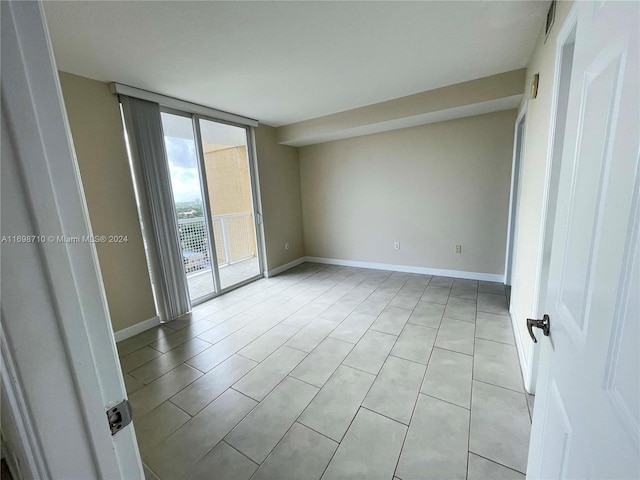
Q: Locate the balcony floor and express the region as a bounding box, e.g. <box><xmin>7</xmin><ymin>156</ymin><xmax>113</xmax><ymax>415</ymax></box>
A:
<box><xmin>187</xmin><ymin>256</ymin><xmax>260</xmax><ymax>301</ymax></box>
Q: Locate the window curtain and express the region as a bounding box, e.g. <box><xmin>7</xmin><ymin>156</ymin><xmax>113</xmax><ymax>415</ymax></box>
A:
<box><xmin>120</xmin><ymin>96</ymin><xmax>191</xmax><ymax>321</ymax></box>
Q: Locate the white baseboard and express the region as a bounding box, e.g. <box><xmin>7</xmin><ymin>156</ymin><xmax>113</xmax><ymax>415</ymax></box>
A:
<box><xmin>264</xmin><ymin>257</ymin><xmax>306</xmax><ymax>278</ymax></box>
<box><xmin>114</xmin><ymin>315</ymin><xmax>160</xmax><ymax>343</ymax></box>
<box><xmin>304</xmin><ymin>256</ymin><xmax>505</xmax><ymax>282</ymax></box>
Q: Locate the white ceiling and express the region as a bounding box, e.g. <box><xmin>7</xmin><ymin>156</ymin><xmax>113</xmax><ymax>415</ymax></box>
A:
<box><xmin>161</xmin><ymin>111</ymin><xmax>248</xmax><ymax>146</ymax></box>
<box><xmin>44</xmin><ymin>1</ymin><xmax>548</xmax><ymax>127</ymax></box>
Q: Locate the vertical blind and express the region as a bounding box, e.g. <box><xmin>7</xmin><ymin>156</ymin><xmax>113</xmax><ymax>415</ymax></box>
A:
<box><xmin>120</xmin><ymin>96</ymin><xmax>191</xmax><ymax>321</ymax></box>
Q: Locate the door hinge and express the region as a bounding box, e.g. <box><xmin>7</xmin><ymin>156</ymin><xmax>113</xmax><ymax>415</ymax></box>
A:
<box><xmin>256</xmin><ymin>213</ymin><xmax>263</xmax><ymax>225</ymax></box>
<box><xmin>107</xmin><ymin>399</ymin><xmax>132</xmax><ymax>436</ymax></box>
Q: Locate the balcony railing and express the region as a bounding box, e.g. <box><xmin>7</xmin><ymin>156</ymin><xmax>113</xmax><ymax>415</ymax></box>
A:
<box><xmin>178</xmin><ymin>213</ymin><xmax>256</xmax><ymax>275</ymax></box>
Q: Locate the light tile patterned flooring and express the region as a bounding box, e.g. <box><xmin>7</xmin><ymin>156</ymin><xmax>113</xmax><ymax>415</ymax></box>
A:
<box><xmin>118</xmin><ymin>263</ymin><xmax>532</xmax><ymax>480</ymax></box>
<box><xmin>187</xmin><ymin>257</ymin><xmax>261</xmax><ymax>300</ymax></box>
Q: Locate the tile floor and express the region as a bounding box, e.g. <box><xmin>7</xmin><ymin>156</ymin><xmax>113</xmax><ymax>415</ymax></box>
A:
<box><xmin>187</xmin><ymin>256</ymin><xmax>261</xmax><ymax>300</ymax></box>
<box><xmin>118</xmin><ymin>263</ymin><xmax>533</xmax><ymax>480</ymax></box>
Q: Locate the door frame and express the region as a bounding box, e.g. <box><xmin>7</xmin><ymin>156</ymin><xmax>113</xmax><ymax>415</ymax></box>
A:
<box><xmin>504</xmin><ymin>103</ymin><xmax>528</xmax><ymax>286</ymax></box>
<box><xmin>1</xmin><ymin>1</ymin><xmax>143</xmax><ymax>477</ymax></box>
<box><xmin>192</xmin><ymin>114</ymin><xmax>224</xmax><ymax>298</ymax></box>
<box><xmin>507</xmin><ymin>5</ymin><xmax>579</xmax><ymax>395</ymax></box>
<box><xmin>531</xmin><ymin>4</ymin><xmax>579</xmax><ymax>334</ymax></box>
<box><xmin>525</xmin><ymin>4</ymin><xmax>579</xmax><ymax>394</ymax></box>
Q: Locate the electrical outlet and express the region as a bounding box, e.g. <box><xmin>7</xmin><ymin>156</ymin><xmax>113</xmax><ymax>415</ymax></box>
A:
<box><xmin>394</xmin><ymin>242</ymin><xmax>400</xmax><ymax>250</ymax></box>
<box><xmin>284</xmin><ymin>243</ymin><xmax>289</xmax><ymax>250</ymax></box>
<box><xmin>455</xmin><ymin>245</ymin><xmax>462</xmax><ymax>254</ymax></box>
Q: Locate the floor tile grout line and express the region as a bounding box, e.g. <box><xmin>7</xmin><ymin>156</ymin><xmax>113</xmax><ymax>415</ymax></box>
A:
<box><xmin>208</xmin><ymin>282</ymin><xmax>309</xmax><ymax>327</ymax></box>
<box><xmin>419</xmin><ymin>392</ymin><xmax>470</xmax><ymax>411</ymax></box>
<box><xmin>442</xmin><ymin>316</ymin><xmax>477</xmax><ymax>324</ymax></box>
<box><xmin>131</xmin><ymin>364</ymin><xmax>204</xmax><ymax>424</ymax></box>
<box><xmin>472</xmin><ymin>377</ymin><xmax>528</xmax><ymax>395</ymax></box>
<box><xmin>337</xmin><ymin>361</ymin><xmax>381</xmax><ymax>377</ymax></box>
<box><xmin>220</xmin><ymin>440</ymin><xmax>260</xmax><ymax>468</ymax></box>
<box><xmin>294</xmin><ymin>419</ymin><xmax>342</xmax><ymax>445</ymax></box>
<box><xmin>239</xmin><ymin>292</ymin><xmax>348</xmax><ymax>368</ymax></box>
<box><xmin>358</xmin><ymin>405</ymin><xmax>411</xmax><ymax>427</ymax></box>
<box><xmin>388</xmin><ymin>352</ymin><xmax>429</xmax><ymax>368</ymax></box>
<box><xmin>142</xmin><ymin>461</ymin><xmax>161</xmax><ymax>480</ymax></box>
<box><xmin>128</xmin><ymin>339</ymin><xmax>229</xmax><ymax>383</ymax></box>
<box><xmin>132</xmin><ymin>268</ymin><xmax>526</xmax><ymax>479</ymax></box>
<box><xmin>129</xmin><ymin>358</ymin><xmax>203</xmax><ymax>391</ymax></box>
<box><xmin>124</xmin><ymin>338</ymin><xmax>215</xmax><ymax>381</ymax></box>
<box><xmin>119</xmin><ymin>347</ymin><xmax>164</xmax><ymax>373</ymax></box>
<box><xmin>317</xmin><ymin>326</ymin><xmax>398</xmax><ymax>480</ymax></box>
<box><xmin>285</xmin><ymin>373</ymin><xmax>326</xmax><ymax>391</ymax></box>
<box><xmin>172</xmin><ymin>389</ymin><xmax>261</xmax><ymax>479</ymax></box>
<box><xmin>348</xmin><ymin>303</ymin><xmax>406</xmax><ymax>382</ymax></box>
<box><xmin>392</xmin><ymin>341</ymin><xmax>432</xmax><ymax>478</ymax></box>
<box><xmin>154</xmin><ymin>318</ymin><xmax>220</xmax><ymax>346</ymax></box>
<box><xmin>418</xmin><ymin>336</ymin><xmax>438</xmax><ymax>388</ymax></box>
<box><xmin>474</xmin><ymin>335</ymin><xmax>517</xmax><ymax>347</ymax></box>
<box><xmin>282</xmin><ymin>343</ymin><xmax>314</xmax><ymax>354</ymax></box>
<box><xmin>468</xmin><ymin>450</ymin><xmax>527</xmax><ymax>475</ymax></box>
<box><xmin>348</xmin><ymin>308</ymin><xmax>415</xmax><ymax>445</ymax></box>
<box><xmin>246</xmin><ymin>421</ymin><xmax>301</xmax><ymax>474</ymax></box>
<box><xmin>230</xmin><ymin>348</ymin><xmax>311</xmax><ymax>402</ymax></box>
<box><xmin>235</xmin><ymin>375</ymin><xmax>325</xmax><ymax>471</ymax></box>
<box><xmin>431</xmin><ymin>344</ymin><xmax>474</xmax><ymax>357</ymax></box>
<box><xmin>466</xmin><ymin>283</ymin><xmax>479</xmax><ymax>480</ymax></box>
<box><xmin>475</xmin><ymin>335</ymin><xmax>516</xmax><ymax>347</ymax></box>
<box><xmin>198</xmin><ymin>292</ymin><xmax>306</xmax><ymax>348</ymax></box>
<box><xmin>235</xmin><ymin>325</ymin><xmax>303</xmax><ymax>361</ymax></box>
<box><xmin>164</xmin><ymin>398</ymin><xmax>193</xmax><ymax>419</ymax></box>
<box><xmin>168</xmin><ymin>354</ymin><xmax>262</xmax><ymax>416</ymax></box>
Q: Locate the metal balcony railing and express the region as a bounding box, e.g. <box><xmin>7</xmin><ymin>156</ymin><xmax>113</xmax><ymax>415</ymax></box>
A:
<box><xmin>178</xmin><ymin>213</ymin><xmax>255</xmax><ymax>275</ymax></box>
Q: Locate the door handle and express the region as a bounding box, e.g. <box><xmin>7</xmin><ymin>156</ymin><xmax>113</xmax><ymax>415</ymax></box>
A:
<box><xmin>527</xmin><ymin>314</ymin><xmax>550</xmax><ymax>343</ymax></box>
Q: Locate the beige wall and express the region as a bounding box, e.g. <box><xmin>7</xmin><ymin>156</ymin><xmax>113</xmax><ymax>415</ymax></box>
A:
<box><xmin>59</xmin><ymin>72</ymin><xmax>157</xmax><ymax>332</ymax></box>
<box><xmin>278</xmin><ymin>69</ymin><xmax>525</xmax><ymax>147</ymax></box>
<box><xmin>203</xmin><ymin>144</ymin><xmax>257</xmax><ymax>260</ymax></box>
<box><xmin>58</xmin><ymin>73</ymin><xmax>306</xmax><ymax>332</ymax></box>
<box><xmin>299</xmin><ymin>110</ymin><xmax>517</xmax><ymax>275</ymax></box>
<box><xmin>254</xmin><ymin>125</ymin><xmax>305</xmax><ymax>270</ymax></box>
<box><xmin>203</xmin><ymin>145</ymin><xmax>253</xmax><ymax>215</ymax></box>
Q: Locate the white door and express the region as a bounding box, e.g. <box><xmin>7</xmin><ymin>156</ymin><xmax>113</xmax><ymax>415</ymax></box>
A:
<box><xmin>527</xmin><ymin>2</ymin><xmax>639</xmax><ymax>479</ymax></box>
<box><xmin>2</xmin><ymin>1</ymin><xmax>143</xmax><ymax>478</ymax></box>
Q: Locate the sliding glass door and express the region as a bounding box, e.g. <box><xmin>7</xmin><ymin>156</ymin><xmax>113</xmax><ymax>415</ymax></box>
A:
<box><xmin>196</xmin><ymin>118</ymin><xmax>261</xmax><ymax>290</ymax></box>
<box><xmin>160</xmin><ymin>111</ymin><xmax>262</xmax><ymax>303</ymax></box>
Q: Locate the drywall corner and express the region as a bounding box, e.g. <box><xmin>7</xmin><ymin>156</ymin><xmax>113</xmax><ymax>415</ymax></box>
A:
<box><xmin>254</xmin><ymin>124</ymin><xmax>305</xmax><ymax>272</ymax></box>
<box><xmin>58</xmin><ymin>71</ymin><xmax>157</xmax><ymax>332</ymax></box>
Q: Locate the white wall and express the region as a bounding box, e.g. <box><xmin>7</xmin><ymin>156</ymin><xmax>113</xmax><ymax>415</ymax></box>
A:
<box><xmin>509</xmin><ymin>0</ymin><xmax>574</xmax><ymax>392</ymax></box>
<box><xmin>299</xmin><ymin>110</ymin><xmax>517</xmax><ymax>277</ymax></box>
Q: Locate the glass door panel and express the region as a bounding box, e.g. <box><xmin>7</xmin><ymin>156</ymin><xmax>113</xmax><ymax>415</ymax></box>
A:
<box><xmin>198</xmin><ymin>119</ymin><xmax>261</xmax><ymax>289</ymax></box>
<box><xmin>160</xmin><ymin>112</ymin><xmax>216</xmax><ymax>302</ymax></box>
